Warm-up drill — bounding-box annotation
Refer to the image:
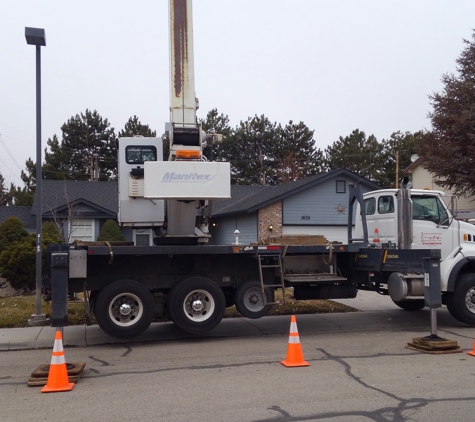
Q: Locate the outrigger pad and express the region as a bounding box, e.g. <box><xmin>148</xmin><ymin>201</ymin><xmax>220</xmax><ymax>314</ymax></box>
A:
<box><xmin>405</xmin><ymin>337</ymin><xmax>462</xmax><ymax>354</ymax></box>
<box><xmin>27</xmin><ymin>362</ymin><xmax>86</xmax><ymax>387</ymax></box>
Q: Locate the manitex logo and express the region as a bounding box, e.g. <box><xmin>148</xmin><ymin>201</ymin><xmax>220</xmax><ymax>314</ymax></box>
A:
<box><xmin>161</xmin><ymin>172</ymin><xmax>217</xmax><ymax>182</ymax></box>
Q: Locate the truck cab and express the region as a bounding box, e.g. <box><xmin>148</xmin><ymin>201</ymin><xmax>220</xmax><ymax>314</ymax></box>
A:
<box><xmin>354</xmin><ymin>188</ymin><xmax>475</xmax><ymax>325</ymax></box>
<box><xmin>355</xmin><ymin>189</ymin><xmax>457</xmax><ymax>260</ymax></box>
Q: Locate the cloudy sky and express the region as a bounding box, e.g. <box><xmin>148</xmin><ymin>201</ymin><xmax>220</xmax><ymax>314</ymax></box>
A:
<box><xmin>1</xmin><ymin>0</ymin><xmax>474</xmax><ymax>186</ymax></box>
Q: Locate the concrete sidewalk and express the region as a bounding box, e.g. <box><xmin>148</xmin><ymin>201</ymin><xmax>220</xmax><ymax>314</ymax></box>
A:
<box><xmin>0</xmin><ymin>291</ymin><xmax>466</xmax><ymax>351</ymax></box>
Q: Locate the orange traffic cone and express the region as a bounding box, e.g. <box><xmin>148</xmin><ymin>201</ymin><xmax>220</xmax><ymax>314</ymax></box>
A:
<box><xmin>468</xmin><ymin>338</ymin><xmax>475</xmax><ymax>357</ymax></box>
<box><xmin>373</xmin><ymin>228</ymin><xmax>381</xmax><ymax>248</ymax></box>
<box><xmin>41</xmin><ymin>330</ymin><xmax>75</xmax><ymax>393</ymax></box>
<box><xmin>281</xmin><ymin>315</ymin><xmax>310</xmax><ymax>367</ymax></box>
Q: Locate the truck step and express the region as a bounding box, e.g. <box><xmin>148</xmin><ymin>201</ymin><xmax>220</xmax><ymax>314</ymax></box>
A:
<box><xmin>284</xmin><ymin>274</ymin><xmax>347</xmax><ymax>283</ymax></box>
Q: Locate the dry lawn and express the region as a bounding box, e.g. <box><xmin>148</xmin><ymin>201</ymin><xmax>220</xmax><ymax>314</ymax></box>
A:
<box><xmin>0</xmin><ymin>288</ymin><xmax>357</xmax><ymax>329</ymax></box>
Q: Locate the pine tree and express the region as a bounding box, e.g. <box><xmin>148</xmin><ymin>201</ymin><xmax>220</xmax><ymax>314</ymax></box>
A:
<box><xmin>324</xmin><ymin>129</ymin><xmax>386</xmax><ymax>186</ymax></box>
<box><xmin>274</xmin><ymin>121</ymin><xmax>324</xmax><ymax>183</ymax></box>
<box><xmin>0</xmin><ymin>173</ymin><xmax>12</xmax><ymax>206</ymax></box>
<box><xmin>200</xmin><ymin>108</ymin><xmax>232</xmax><ymax>161</ymax></box>
<box><xmin>118</xmin><ymin>116</ymin><xmax>157</xmax><ymax>138</ymax></box>
<box><xmin>419</xmin><ymin>31</ymin><xmax>475</xmax><ymax>196</ymax></box>
<box><xmin>381</xmin><ymin>131</ymin><xmax>422</xmax><ymax>188</ymax></box>
<box><xmin>219</xmin><ymin>115</ymin><xmax>278</xmax><ymax>185</ymax></box>
<box><xmin>42</xmin><ymin>109</ymin><xmax>117</xmax><ymax>181</ymax></box>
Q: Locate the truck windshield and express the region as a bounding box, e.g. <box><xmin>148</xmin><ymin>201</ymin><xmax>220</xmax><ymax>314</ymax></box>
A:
<box><xmin>412</xmin><ymin>196</ymin><xmax>449</xmax><ymax>226</ymax></box>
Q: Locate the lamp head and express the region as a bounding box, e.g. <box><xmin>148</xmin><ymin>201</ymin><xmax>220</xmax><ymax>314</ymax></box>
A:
<box><xmin>25</xmin><ymin>27</ymin><xmax>46</xmax><ymax>46</ymax></box>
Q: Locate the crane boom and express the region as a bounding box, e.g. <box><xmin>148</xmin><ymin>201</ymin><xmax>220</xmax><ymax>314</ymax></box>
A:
<box><xmin>169</xmin><ymin>0</ymin><xmax>202</xmax><ymax>159</ymax></box>
<box><xmin>117</xmin><ymin>0</ymin><xmax>230</xmax><ymax>242</ymax></box>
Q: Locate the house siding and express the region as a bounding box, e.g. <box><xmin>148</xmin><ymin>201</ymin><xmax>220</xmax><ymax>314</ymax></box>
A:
<box><xmin>411</xmin><ymin>164</ymin><xmax>475</xmax><ymax>213</ymax></box>
<box><xmin>283</xmin><ymin>178</ymin><xmax>357</xmax><ymax>226</ymax></box>
<box><xmin>209</xmin><ymin>213</ymin><xmax>258</xmax><ymax>245</ymax></box>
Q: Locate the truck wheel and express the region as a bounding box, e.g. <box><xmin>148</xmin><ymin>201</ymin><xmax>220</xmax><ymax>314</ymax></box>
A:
<box><xmin>234</xmin><ymin>281</ymin><xmax>274</xmax><ymax>319</ymax></box>
<box><xmin>446</xmin><ymin>273</ymin><xmax>475</xmax><ymax>325</ymax></box>
<box><xmin>167</xmin><ymin>277</ymin><xmax>225</xmax><ymax>334</ymax></box>
<box><xmin>94</xmin><ymin>280</ymin><xmax>155</xmax><ymax>339</ymax></box>
<box><xmin>392</xmin><ymin>299</ymin><xmax>425</xmax><ymax>311</ymax></box>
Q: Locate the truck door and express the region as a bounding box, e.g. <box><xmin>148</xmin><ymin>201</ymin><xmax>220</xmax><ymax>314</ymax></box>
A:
<box><xmin>364</xmin><ymin>194</ymin><xmax>397</xmax><ymax>245</ymax></box>
<box><xmin>411</xmin><ymin>195</ymin><xmax>454</xmax><ymax>259</ymax></box>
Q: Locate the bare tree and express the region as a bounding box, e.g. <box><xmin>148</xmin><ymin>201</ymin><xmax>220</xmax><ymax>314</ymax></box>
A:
<box><xmin>47</xmin><ymin>184</ymin><xmax>81</xmax><ymax>243</ymax></box>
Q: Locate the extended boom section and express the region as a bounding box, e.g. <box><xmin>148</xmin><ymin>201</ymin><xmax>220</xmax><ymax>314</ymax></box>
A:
<box><xmin>169</xmin><ymin>0</ymin><xmax>201</xmax><ymax>155</ymax></box>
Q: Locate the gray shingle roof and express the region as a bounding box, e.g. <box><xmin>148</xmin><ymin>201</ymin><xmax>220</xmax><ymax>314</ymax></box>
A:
<box><xmin>32</xmin><ymin>180</ymin><xmax>118</xmax><ymax>215</ymax></box>
<box><xmin>211</xmin><ymin>185</ymin><xmax>273</xmax><ymax>215</ymax></box>
<box><xmin>3</xmin><ymin>169</ymin><xmax>381</xmax><ymax>222</ymax></box>
<box><xmin>212</xmin><ymin>169</ymin><xmax>382</xmax><ymax>217</ymax></box>
<box><xmin>0</xmin><ymin>206</ymin><xmax>36</xmax><ymax>229</ymax></box>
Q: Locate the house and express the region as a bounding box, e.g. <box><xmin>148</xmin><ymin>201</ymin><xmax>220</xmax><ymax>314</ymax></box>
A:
<box><xmin>0</xmin><ymin>180</ymin><xmax>119</xmax><ymax>241</ymax></box>
<box><xmin>404</xmin><ymin>157</ymin><xmax>475</xmax><ymax>221</ymax></box>
<box><xmin>0</xmin><ymin>206</ymin><xmax>35</xmax><ymax>233</ymax></box>
<box><xmin>209</xmin><ymin>169</ymin><xmax>381</xmax><ymax>245</ymax></box>
<box><xmin>0</xmin><ymin>169</ymin><xmax>382</xmax><ymax>245</ymax></box>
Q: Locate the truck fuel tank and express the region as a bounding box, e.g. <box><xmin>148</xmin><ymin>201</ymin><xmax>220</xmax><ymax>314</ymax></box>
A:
<box><xmin>388</xmin><ymin>272</ymin><xmax>424</xmax><ymax>302</ymax></box>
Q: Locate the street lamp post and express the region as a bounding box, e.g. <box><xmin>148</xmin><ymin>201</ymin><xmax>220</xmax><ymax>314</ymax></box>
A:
<box><xmin>25</xmin><ymin>27</ymin><xmax>48</xmax><ymax>326</ymax></box>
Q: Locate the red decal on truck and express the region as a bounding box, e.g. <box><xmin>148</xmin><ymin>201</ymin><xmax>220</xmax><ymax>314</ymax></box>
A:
<box><xmin>421</xmin><ymin>232</ymin><xmax>442</xmax><ymax>246</ymax></box>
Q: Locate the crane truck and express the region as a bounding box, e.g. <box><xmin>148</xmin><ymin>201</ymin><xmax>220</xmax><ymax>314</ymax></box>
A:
<box><xmin>45</xmin><ymin>0</ymin><xmax>475</xmax><ymax>339</ymax></box>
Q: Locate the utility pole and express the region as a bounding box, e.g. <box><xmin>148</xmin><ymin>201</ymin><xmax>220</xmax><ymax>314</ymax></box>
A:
<box><xmin>395</xmin><ymin>151</ymin><xmax>399</xmax><ymax>188</ymax></box>
<box><xmin>94</xmin><ymin>154</ymin><xmax>99</xmax><ymax>181</ymax></box>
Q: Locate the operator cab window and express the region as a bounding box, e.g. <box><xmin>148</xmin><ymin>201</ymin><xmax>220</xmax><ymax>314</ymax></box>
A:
<box><xmin>412</xmin><ymin>196</ymin><xmax>449</xmax><ymax>226</ymax></box>
<box><xmin>378</xmin><ymin>196</ymin><xmax>394</xmax><ymax>214</ymax></box>
<box><xmin>126</xmin><ymin>146</ymin><xmax>157</xmax><ymax>164</ymax></box>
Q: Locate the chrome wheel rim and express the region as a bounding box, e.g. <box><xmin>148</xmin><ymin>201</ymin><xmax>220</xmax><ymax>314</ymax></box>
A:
<box><xmin>183</xmin><ymin>289</ymin><xmax>215</xmax><ymax>322</ymax></box>
<box><xmin>109</xmin><ymin>293</ymin><xmax>143</xmax><ymax>327</ymax></box>
<box><xmin>465</xmin><ymin>287</ymin><xmax>475</xmax><ymax>314</ymax></box>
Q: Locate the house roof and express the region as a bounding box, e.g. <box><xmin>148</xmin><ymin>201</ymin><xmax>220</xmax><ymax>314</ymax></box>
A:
<box><xmin>3</xmin><ymin>169</ymin><xmax>381</xmax><ymax>223</ymax></box>
<box><xmin>0</xmin><ymin>206</ymin><xmax>36</xmax><ymax>229</ymax></box>
<box><xmin>212</xmin><ymin>169</ymin><xmax>382</xmax><ymax>217</ymax></box>
<box><xmin>32</xmin><ymin>180</ymin><xmax>118</xmax><ymax>215</ymax></box>
<box><xmin>403</xmin><ymin>156</ymin><xmax>424</xmax><ymax>174</ymax></box>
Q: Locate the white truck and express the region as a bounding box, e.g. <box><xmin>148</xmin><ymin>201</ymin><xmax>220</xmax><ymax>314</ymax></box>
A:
<box><xmin>355</xmin><ymin>188</ymin><xmax>475</xmax><ymax>324</ymax></box>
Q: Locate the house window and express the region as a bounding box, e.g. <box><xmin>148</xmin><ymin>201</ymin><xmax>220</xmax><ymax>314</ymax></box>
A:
<box><xmin>133</xmin><ymin>229</ymin><xmax>153</xmax><ymax>246</ymax></box>
<box><xmin>336</xmin><ymin>180</ymin><xmax>346</xmax><ymax>194</ymax></box>
<box><xmin>70</xmin><ymin>219</ymin><xmax>94</xmax><ymax>242</ymax></box>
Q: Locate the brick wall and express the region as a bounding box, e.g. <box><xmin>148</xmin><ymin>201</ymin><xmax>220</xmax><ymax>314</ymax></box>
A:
<box><xmin>258</xmin><ymin>200</ymin><xmax>282</xmax><ymax>240</ymax></box>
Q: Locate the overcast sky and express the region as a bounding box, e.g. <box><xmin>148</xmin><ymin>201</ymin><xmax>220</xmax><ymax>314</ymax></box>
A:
<box><xmin>1</xmin><ymin>0</ymin><xmax>474</xmax><ymax>186</ymax></box>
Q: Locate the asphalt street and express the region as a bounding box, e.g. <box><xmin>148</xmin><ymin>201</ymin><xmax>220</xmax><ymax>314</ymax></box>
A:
<box><xmin>1</xmin><ymin>291</ymin><xmax>475</xmax><ymax>421</ymax></box>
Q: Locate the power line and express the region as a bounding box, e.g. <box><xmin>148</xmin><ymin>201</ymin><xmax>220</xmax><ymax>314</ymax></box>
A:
<box><xmin>1</xmin><ymin>134</ymin><xmax>35</xmax><ymax>144</ymax></box>
<box><xmin>0</xmin><ymin>135</ymin><xmax>23</xmax><ymax>171</ymax></box>
<box><xmin>0</xmin><ymin>122</ymin><xmax>35</xmax><ymax>138</ymax></box>
<box><xmin>0</xmin><ymin>156</ymin><xmax>22</xmax><ymax>184</ymax></box>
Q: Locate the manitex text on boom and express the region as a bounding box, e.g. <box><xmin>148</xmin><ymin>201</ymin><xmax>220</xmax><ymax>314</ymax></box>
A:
<box><xmin>161</xmin><ymin>172</ymin><xmax>217</xmax><ymax>182</ymax></box>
